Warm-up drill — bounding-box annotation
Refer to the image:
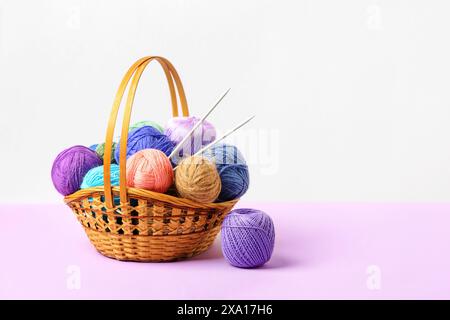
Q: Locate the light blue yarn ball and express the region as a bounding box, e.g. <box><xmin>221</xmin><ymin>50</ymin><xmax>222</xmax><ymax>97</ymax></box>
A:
<box><xmin>203</xmin><ymin>143</ymin><xmax>250</xmax><ymax>202</ymax></box>
<box><xmin>81</xmin><ymin>164</ymin><xmax>120</xmax><ymax>189</ymax></box>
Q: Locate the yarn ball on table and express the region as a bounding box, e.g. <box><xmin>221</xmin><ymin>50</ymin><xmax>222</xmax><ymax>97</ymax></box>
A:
<box><xmin>175</xmin><ymin>156</ymin><xmax>221</xmax><ymax>203</ymax></box>
<box><xmin>51</xmin><ymin>145</ymin><xmax>102</xmax><ymax>196</ymax></box>
<box><xmin>165</xmin><ymin>116</ymin><xmax>216</xmax><ymax>159</ymax></box>
<box><xmin>81</xmin><ymin>164</ymin><xmax>120</xmax><ymax>189</ymax></box>
<box><xmin>126</xmin><ymin>149</ymin><xmax>174</xmax><ymax>193</ymax></box>
<box><xmin>95</xmin><ymin>142</ymin><xmax>117</xmax><ymax>163</ymax></box>
<box><xmin>203</xmin><ymin>143</ymin><xmax>250</xmax><ymax>202</ymax></box>
<box><xmin>129</xmin><ymin>120</ymin><xmax>164</xmax><ymax>133</ymax></box>
<box><xmin>114</xmin><ymin>126</ymin><xmax>175</xmax><ymax>164</ymax></box>
<box><xmin>221</xmin><ymin>208</ymin><xmax>275</xmax><ymax>268</ymax></box>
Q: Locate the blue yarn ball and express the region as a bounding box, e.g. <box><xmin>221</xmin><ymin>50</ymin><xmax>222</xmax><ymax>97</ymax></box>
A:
<box><xmin>221</xmin><ymin>208</ymin><xmax>275</xmax><ymax>268</ymax></box>
<box><xmin>89</xmin><ymin>144</ymin><xmax>98</xmax><ymax>151</ymax></box>
<box><xmin>203</xmin><ymin>143</ymin><xmax>250</xmax><ymax>202</ymax></box>
<box><xmin>81</xmin><ymin>164</ymin><xmax>120</xmax><ymax>189</ymax></box>
<box><xmin>114</xmin><ymin>126</ymin><xmax>175</xmax><ymax>164</ymax></box>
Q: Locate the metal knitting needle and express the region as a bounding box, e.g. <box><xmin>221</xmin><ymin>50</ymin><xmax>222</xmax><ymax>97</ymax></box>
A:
<box><xmin>173</xmin><ymin>115</ymin><xmax>255</xmax><ymax>171</ymax></box>
<box><xmin>168</xmin><ymin>87</ymin><xmax>231</xmax><ymax>160</ymax></box>
<box><xmin>192</xmin><ymin>115</ymin><xmax>255</xmax><ymax>157</ymax></box>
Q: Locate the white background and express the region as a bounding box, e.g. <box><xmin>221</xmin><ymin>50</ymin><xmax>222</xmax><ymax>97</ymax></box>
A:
<box><xmin>1</xmin><ymin>0</ymin><xmax>450</xmax><ymax>203</ymax></box>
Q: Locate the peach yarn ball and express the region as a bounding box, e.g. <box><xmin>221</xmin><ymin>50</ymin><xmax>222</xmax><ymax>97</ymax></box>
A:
<box><xmin>175</xmin><ymin>156</ymin><xmax>221</xmax><ymax>203</ymax></box>
<box><xmin>126</xmin><ymin>149</ymin><xmax>173</xmax><ymax>193</ymax></box>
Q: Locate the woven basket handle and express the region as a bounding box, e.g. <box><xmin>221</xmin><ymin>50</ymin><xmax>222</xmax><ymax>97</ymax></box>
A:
<box><xmin>103</xmin><ymin>56</ymin><xmax>189</xmax><ymax>209</ymax></box>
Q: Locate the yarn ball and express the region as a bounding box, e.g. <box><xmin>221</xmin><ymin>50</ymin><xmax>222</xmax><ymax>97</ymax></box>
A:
<box><xmin>165</xmin><ymin>116</ymin><xmax>216</xmax><ymax>160</ymax></box>
<box><xmin>114</xmin><ymin>126</ymin><xmax>175</xmax><ymax>164</ymax></box>
<box><xmin>175</xmin><ymin>156</ymin><xmax>221</xmax><ymax>203</ymax></box>
<box><xmin>126</xmin><ymin>149</ymin><xmax>174</xmax><ymax>193</ymax></box>
<box><xmin>203</xmin><ymin>143</ymin><xmax>250</xmax><ymax>202</ymax></box>
<box><xmin>221</xmin><ymin>208</ymin><xmax>275</xmax><ymax>268</ymax></box>
<box><xmin>130</xmin><ymin>120</ymin><xmax>164</xmax><ymax>133</ymax></box>
<box><xmin>81</xmin><ymin>164</ymin><xmax>120</xmax><ymax>189</ymax></box>
<box><xmin>95</xmin><ymin>142</ymin><xmax>117</xmax><ymax>163</ymax></box>
<box><xmin>89</xmin><ymin>144</ymin><xmax>98</xmax><ymax>151</ymax></box>
<box><xmin>51</xmin><ymin>145</ymin><xmax>102</xmax><ymax>196</ymax></box>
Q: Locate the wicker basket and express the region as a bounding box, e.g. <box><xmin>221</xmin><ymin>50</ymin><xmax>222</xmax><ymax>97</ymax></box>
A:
<box><xmin>63</xmin><ymin>56</ymin><xmax>238</xmax><ymax>262</ymax></box>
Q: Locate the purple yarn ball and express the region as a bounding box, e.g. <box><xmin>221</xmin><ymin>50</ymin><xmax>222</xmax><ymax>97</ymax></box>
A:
<box><xmin>114</xmin><ymin>126</ymin><xmax>175</xmax><ymax>164</ymax></box>
<box><xmin>165</xmin><ymin>116</ymin><xmax>216</xmax><ymax>161</ymax></box>
<box><xmin>221</xmin><ymin>208</ymin><xmax>275</xmax><ymax>268</ymax></box>
<box><xmin>51</xmin><ymin>145</ymin><xmax>102</xmax><ymax>196</ymax></box>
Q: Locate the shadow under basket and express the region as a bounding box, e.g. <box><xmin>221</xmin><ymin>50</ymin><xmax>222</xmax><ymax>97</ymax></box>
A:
<box><xmin>64</xmin><ymin>187</ymin><xmax>238</xmax><ymax>262</ymax></box>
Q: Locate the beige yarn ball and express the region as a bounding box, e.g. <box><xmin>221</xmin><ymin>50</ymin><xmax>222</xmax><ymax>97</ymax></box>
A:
<box><xmin>175</xmin><ymin>156</ymin><xmax>222</xmax><ymax>203</ymax></box>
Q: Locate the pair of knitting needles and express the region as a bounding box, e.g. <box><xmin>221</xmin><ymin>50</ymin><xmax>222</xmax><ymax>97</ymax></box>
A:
<box><xmin>168</xmin><ymin>88</ymin><xmax>255</xmax><ymax>168</ymax></box>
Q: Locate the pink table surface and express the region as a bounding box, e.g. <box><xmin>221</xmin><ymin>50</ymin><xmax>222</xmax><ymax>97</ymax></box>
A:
<box><xmin>0</xmin><ymin>202</ymin><xmax>449</xmax><ymax>299</ymax></box>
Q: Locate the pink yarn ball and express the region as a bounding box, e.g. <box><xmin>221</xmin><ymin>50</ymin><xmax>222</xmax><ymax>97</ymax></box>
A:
<box><xmin>164</xmin><ymin>116</ymin><xmax>216</xmax><ymax>160</ymax></box>
<box><xmin>126</xmin><ymin>149</ymin><xmax>174</xmax><ymax>193</ymax></box>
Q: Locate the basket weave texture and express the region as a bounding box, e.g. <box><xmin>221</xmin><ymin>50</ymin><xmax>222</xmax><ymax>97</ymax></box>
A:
<box><xmin>63</xmin><ymin>56</ymin><xmax>238</xmax><ymax>261</ymax></box>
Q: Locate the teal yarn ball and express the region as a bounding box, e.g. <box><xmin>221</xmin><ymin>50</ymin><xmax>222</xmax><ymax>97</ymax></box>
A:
<box><xmin>81</xmin><ymin>164</ymin><xmax>120</xmax><ymax>189</ymax></box>
<box><xmin>95</xmin><ymin>142</ymin><xmax>117</xmax><ymax>164</ymax></box>
<box><xmin>203</xmin><ymin>143</ymin><xmax>250</xmax><ymax>202</ymax></box>
<box><xmin>130</xmin><ymin>120</ymin><xmax>164</xmax><ymax>133</ymax></box>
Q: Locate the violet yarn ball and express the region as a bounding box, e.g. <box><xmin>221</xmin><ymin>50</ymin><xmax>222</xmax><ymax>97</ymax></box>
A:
<box><xmin>221</xmin><ymin>208</ymin><xmax>275</xmax><ymax>268</ymax></box>
<box><xmin>165</xmin><ymin>116</ymin><xmax>216</xmax><ymax>160</ymax></box>
<box><xmin>203</xmin><ymin>143</ymin><xmax>250</xmax><ymax>202</ymax></box>
<box><xmin>114</xmin><ymin>126</ymin><xmax>175</xmax><ymax>164</ymax></box>
<box><xmin>51</xmin><ymin>145</ymin><xmax>103</xmax><ymax>196</ymax></box>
